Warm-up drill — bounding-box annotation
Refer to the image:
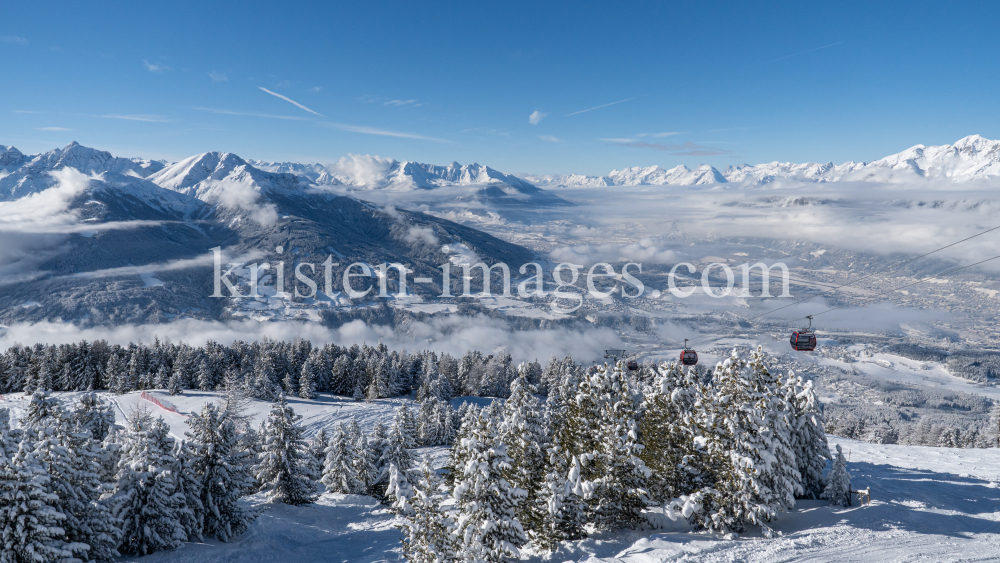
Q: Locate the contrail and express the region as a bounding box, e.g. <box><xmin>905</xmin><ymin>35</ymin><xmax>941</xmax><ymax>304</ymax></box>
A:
<box><xmin>258</xmin><ymin>87</ymin><xmax>323</xmax><ymax>116</ymax></box>
<box><xmin>766</xmin><ymin>42</ymin><xmax>842</xmax><ymax>64</ymax></box>
<box><xmin>566</xmin><ymin>97</ymin><xmax>634</xmax><ymax>117</ymax></box>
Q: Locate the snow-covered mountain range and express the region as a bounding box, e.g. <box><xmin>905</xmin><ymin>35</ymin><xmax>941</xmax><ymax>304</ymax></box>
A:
<box><xmin>0</xmin><ymin>142</ymin><xmax>535</xmax><ymax>326</ymax></box>
<box><xmin>525</xmin><ymin>134</ymin><xmax>1000</xmax><ymax>187</ymax></box>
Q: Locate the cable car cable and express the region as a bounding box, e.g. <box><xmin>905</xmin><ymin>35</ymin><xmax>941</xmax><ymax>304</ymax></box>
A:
<box><xmin>741</xmin><ymin>222</ymin><xmax>1000</xmax><ymax>323</ymax></box>
<box><xmin>791</xmin><ymin>252</ymin><xmax>1000</xmax><ymax>323</ymax></box>
<box><xmin>670</xmin><ymin>225</ymin><xmax>1000</xmax><ymax>353</ymax></box>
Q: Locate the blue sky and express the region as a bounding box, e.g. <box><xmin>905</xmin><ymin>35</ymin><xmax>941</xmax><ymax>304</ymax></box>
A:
<box><xmin>3</xmin><ymin>0</ymin><xmax>999</xmax><ymax>175</ymax></box>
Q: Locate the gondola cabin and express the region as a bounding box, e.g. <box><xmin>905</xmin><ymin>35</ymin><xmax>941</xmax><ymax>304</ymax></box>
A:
<box><xmin>626</xmin><ymin>360</ymin><xmax>639</xmax><ymax>371</ymax></box>
<box><xmin>679</xmin><ymin>349</ymin><xmax>699</xmax><ymax>366</ymax></box>
<box><xmin>789</xmin><ymin>331</ymin><xmax>817</xmax><ymax>351</ymax></box>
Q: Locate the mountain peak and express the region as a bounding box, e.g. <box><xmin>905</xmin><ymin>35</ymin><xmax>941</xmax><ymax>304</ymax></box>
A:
<box><xmin>0</xmin><ymin>145</ymin><xmax>24</xmax><ymax>167</ymax></box>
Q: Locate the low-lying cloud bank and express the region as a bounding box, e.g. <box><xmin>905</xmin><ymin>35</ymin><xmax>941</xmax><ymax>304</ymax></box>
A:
<box><xmin>0</xmin><ymin>315</ymin><xmax>624</xmax><ymax>364</ymax></box>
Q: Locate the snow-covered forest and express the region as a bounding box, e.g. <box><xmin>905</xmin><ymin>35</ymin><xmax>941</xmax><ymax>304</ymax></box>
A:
<box><xmin>0</xmin><ymin>344</ymin><xmax>849</xmax><ymax>561</ymax></box>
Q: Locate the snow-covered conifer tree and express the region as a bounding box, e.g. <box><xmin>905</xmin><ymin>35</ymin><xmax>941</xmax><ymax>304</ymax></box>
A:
<box><xmin>387</xmin><ymin>462</ymin><xmax>414</xmax><ymax>515</ymax></box>
<box><xmin>399</xmin><ymin>456</ymin><xmax>460</xmax><ymax>563</ymax></box>
<box><xmin>822</xmin><ymin>444</ymin><xmax>852</xmax><ymax>507</ymax></box>
<box><xmin>0</xmin><ymin>439</ymin><xmax>71</xmax><ymax>562</ymax></box>
<box><xmin>499</xmin><ymin>365</ymin><xmax>549</xmax><ymax>531</ymax></box>
<box><xmin>694</xmin><ymin>347</ymin><xmax>801</xmax><ymax>535</ymax></box>
<box><xmin>321</xmin><ymin>425</ymin><xmax>364</xmax><ymax>494</ymax></box>
<box><xmin>184</xmin><ymin>403</ymin><xmax>256</xmax><ymax>541</ymax></box>
<box><xmin>298</xmin><ymin>361</ymin><xmax>316</xmax><ymax>399</ymax></box>
<box><xmin>375</xmin><ymin>421</ymin><xmax>415</xmax><ymax>499</ymax></box>
<box><xmin>108</xmin><ymin>415</ymin><xmax>189</xmax><ymax>555</ymax></box>
<box><xmin>640</xmin><ymin>361</ymin><xmax>706</xmax><ymax>504</ymax></box>
<box><xmin>784</xmin><ymin>371</ymin><xmax>831</xmax><ymax>499</ymax></box>
<box><xmin>255</xmin><ymin>393</ymin><xmax>317</xmax><ymax>505</ymax></box>
<box><xmin>452</xmin><ymin>408</ymin><xmax>527</xmax><ymax>562</ymax></box>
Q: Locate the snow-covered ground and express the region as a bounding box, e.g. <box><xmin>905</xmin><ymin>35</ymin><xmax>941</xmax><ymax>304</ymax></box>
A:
<box><xmin>6</xmin><ymin>391</ymin><xmax>995</xmax><ymax>562</ymax></box>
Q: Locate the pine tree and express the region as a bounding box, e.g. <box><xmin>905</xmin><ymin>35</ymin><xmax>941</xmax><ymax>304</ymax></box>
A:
<box><xmin>32</xmin><ymin>409</ymin><xmax>123</xmax><ymax>562</ymax></box>
<box><xmin>784</xmin><ymin>372</ymin><xmax>831</xmax><ymax>499</ymax></box>
<box><xmin>299</xmin><ymin>362</ymin><xmax>316</xmax><ymax>399</ymax></box>
<box><xmin>309</xmin><ymin>428</ymin><xmax>328</xmax><ymax>476</ymax></box>
<box><xmin>108</xmin><ymin>415</ymin><xmax>190</xmax><ymax>556</ymax></box>
<box><xmin>330</xmin><ymin>354</ymin><xmax>351</xmax><ymax>396</ymax></box>
<box><xmin>640</xmin><ymin>361</ymin><xmax>707</xmax><ymax>504</ymax></box>
<box><xmin>586</xmin><ymin>362</ymin><xmax>650</xmax><ymax>530</ymax></box>
<box><xmin>355</xmin><ymin>432</ymin><xmax>378</xmax><ymax>494</ymax></box>
<box><xmin>445</xmin><ymin>403</ymin><xmax>481</xmax><ymax>487</ymax></box>
<box><xmin>387</xmin><ymin>462</ymin><xmax>414</xmax><ymax>515</ymax></box>
<box><xmin>822</xmin><ymin>444</ymin><xmax>852</xmax><ymax>507</ymax></box>
<box><xmin>106</xmin><ymin>354</ymin><xmax>128</xmax><ymax>395</ymax></box>
<box><xmin>374</xmin><ymin>421</ymin><xmax>414</xmax><ymax>500</ymax></box>
<box><xmin>184</xmin><ymin>403</ymin><xmax>256</xmax><ymax>542</ymax></box>
<box><xmin>399</xmin><ymin>456</ymin><xmax>461</xmax><ymax>563</ymax></box>
<box><xmin>395</xmin><ymin>405</ymin><xmax>419</xmax><ymax>449</ymax></box>
<box><xmin>534</xmin><ymin>446</ymin><xmax>588</xmax><ymax>552</ymax></box>
<box><xmin>452</xmin><ymin>409</ymin><xmax>527</xmax><ymax>563</ymax></box>
<box><xmin>255</xmin><ymin>393</ymin><xmax>318</xmax><ymax>505</ymax></box>
<box><xmin>499</xmin><ymin>365</ymin><xmax>548</xmax><ymax>533</ymax></box>
<box><xmin>321</xmin><ymin>425</ymin><xmax>364</xmax><ymax>494</ymax></box>
<box><xmin>0</xmin><ymin>440</ymin><xmax>72</xmax><ymax>563</ymax></box>
<box><xmin>197</xmin><ymin>359</ymin><xmax>214</xmax><ymax>391</ymax></box>
<box><xmin>172</xmin><ymin>441</ymin><xmax>205</xmax><ymax>542</ymax></box>
<box><xmin>71</xmin><ymin>392</ymin><xmax>116</xmax><ymax>443</ymax></box>
<box><xmin>695</xmin><ymin>347</ymin><xmax>801</xmax><ymax>535</ymax></box>
<box><xmin>167</xmin><ymin>369</ymin><xmax>182</xmax><ymax>396</ymax></box>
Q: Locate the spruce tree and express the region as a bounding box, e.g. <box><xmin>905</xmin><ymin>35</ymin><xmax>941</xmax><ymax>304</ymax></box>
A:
<box><xmin>374</xmin><ymin>421</ymin><xmax>414</xmax><ymax>500</ymax></box>
<box><xmin>0</xmin><ymin>440</ymin><xmax>71</xmax><ymax>562</ymax></box>
<box><xmin>255</xmin><ymin>393</ymin><xmax>318</xmax><ymax>505</ymax></box>
<box><xmin>587</xmin><ymin>362</ymin><xmax>649</xmax><ymax>530</ymax></box>
<box><xmin>784</xmin><ymin>372</ymin><xmax>831</xmax><ymax>499</ymax></box>
<box><xmin>499</xmin><ymin>366</ymin><xmax>548</xmax><ymax>533</ymax></box>
<box><xmin>696</xmin><ymin>347</ymin><xmax>802</xmax><ymax>535</ymax></box>
<box><xmin>399</xmin><ymin>456</ymin><xmax>460</xmax><ymax>563</ymax></box>
<box><xmin>387</xmin><ymin>462</ymin><xmax>414</xmax><ymax>515</ymax></box>
<box><xmin>822</xmin><ymin>444</ymin><xmax>852</xmax><ymax>507</ymax></box>
<box><xmin>108</xmin><ymin>415</ymin><xmax>189</xmax><ymax>555</ymax></box>
<box><xmin>321</xmin><ymin>425</ymin><xmax>364</xmax><ymax>494</ymax></box>
<box><xmin>299</xmin><ymin>362</ymin><xmax>316</xmax><ymax>399</ymax></box>
<box><xmin>639</xmin><ymin>361</ymin><xmax>707</xmax><ymax>504</ymax></box>
<box><xmin>184</xmin><ymin>403</ymin><xmax>256</xmax><ymax>542</ymax></box>
<box><xmin>452</xmin><ymin>407</ymin><xmax>527</xmax><ymax>563</ymax></box>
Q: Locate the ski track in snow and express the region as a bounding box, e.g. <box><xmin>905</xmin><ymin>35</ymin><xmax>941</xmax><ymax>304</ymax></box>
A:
<box><xmin>5</xmin><ymin>392</ymin><xmax>999</xmax><ymax>562</ymax></box>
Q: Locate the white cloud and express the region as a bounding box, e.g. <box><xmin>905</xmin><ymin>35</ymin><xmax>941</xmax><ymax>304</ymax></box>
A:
<box><xmin>207</xmin><ymin>180</ymin><xmax>279</xmax><ymax>227</ymax></box>
<box><xmin>539</xmin><ymin>135</ymin><xmax>561</xmax><ymax>143</ymax></box>
<box><xmin>36</xmin><ymin>127</ymin><xmax>72</xmax><ymax>131</ymax></box>
<box><xmin>142</xmin><ymin>59</ymin><xmax>170</xmax><ymax>72</ymax></box>
<box><xmin>549</xmin><ymin>239</ymin><xmax>679</xmax><ymax>265</ymax></box>
<box><xmin>332</xmin><ymin>154</ymin><xmax>396</xmax><ymax>186</ymax></box>
<box><xmin>309</xmin><ymin>86</ymin><xmax>322</xmax><ymax>93</ymax></box>
<box><xmin>0</xmin><ymin>36</ymin><xmax>28</xmax><ymax>45</ymax></box>
<box><xmin>598</xmin><ymin>138</ymin><xmax>636</xmax><ymax>143</ymax></box>
<box><xmin>102</xmin><ymin>114</ymin><xmax>171</xmax><ymax>122</ymax></box>
<box><xmin>528</xmin><ymin>110</ymin><xmax>547</xmax><ymax>125</ymax></box>
<box><xmin>258</xmin><ymin>87</ymin><xmax>323</xmax><ymax>116</ymax></box>
<box><xmin>405</xmin><ymin>226</ymin><xmax>439</xmax><ymax>246</ymax></box>
<box><xmin>321</xmin><ymin>122</ymin><xmax>448</xmax><ymax>143</ymax></box>
<box><xmin>208</xmin><ymin>71</ymin><xmax>228</xmax><ymax>82</ymax></box>
<box><xmin>0</xmin><ymin>316</ymin><xmax>623</xmax><ymax>365</ymax></box>
<box><xmin>637</xmin><ymin>132</ymin><xmax>684</xmax><ymax>138</ymax></box>
<box><xmin>384</xmin><ymin>99</ymin><xmax>418</xmax><ymax>107</ymax></box>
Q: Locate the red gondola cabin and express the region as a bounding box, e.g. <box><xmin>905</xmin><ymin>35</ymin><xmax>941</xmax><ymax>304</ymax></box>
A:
<box><xmin>680</xmin><ymin>349</ymin><xmax>699</xmax><ymax>366</ymax></box>
<box><xmin>789</xmin><ymin>331</ymin><xmax>817</xmax><ymax>351</ymax></box>
<box><xmin>626</xmin><ymin>360</ymin><xmax>639</xmax><ymax>371</ymax></box>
